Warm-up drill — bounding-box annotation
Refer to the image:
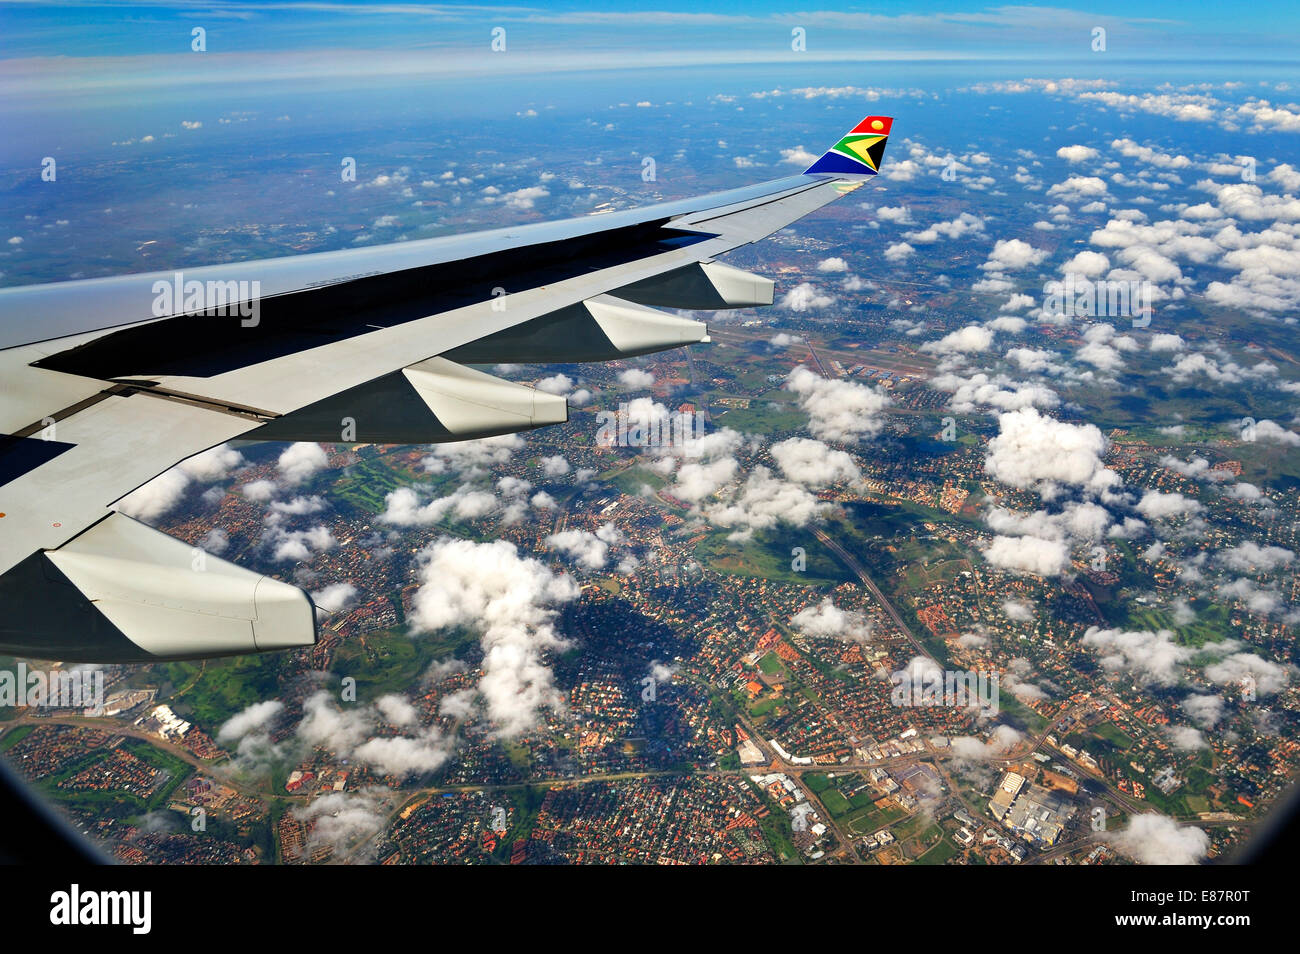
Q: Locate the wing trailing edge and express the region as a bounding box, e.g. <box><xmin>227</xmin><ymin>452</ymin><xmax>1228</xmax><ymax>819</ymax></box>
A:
<box><xmin>0</xmin><ymin>513</ymin><xmax>316</xmax><ymax>663</ymax></box>
<box><xmin>444</xmin><ymin>294</ymin><xmax>710</xmax><ymax>365</ymax></box>
<box><xmin>257</xmin><ymin>357</ymin><xmax>568</xmax><ymax>445</ymax></box>
<box><xmin>612</xmin><ymin>260</ymin><xmax>774</xmax><ymax>310</ymax></box>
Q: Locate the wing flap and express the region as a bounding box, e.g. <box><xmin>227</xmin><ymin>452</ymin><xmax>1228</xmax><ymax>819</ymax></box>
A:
<box><xmin>7</xmin><ymin>513</ymin><xmax>315</xmax><ymax>662</ymax></box>
<box><xmin>443</xmin><ymin>294</ymin><xmax>709</xmax><ymax>364</ymax></box>
<box><xmin>403</xmin><ymin>357</ymin><xmax>568</xmax><ymax>440</ymax></box>
<box><xmin>612</xmin><ymin>260</ymin><xmax>774</xmax><ymax>310</ymax></box>
<box><xmin>255</xmin><ymin>358</ymin><xmax>567</xmax><ymax>444</ymax></box>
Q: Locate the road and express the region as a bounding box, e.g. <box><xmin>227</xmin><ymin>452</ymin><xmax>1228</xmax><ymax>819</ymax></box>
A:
<box><xmin>805</xmin><ymin>340</ymin><xmax>830</xmax><ymax>377</ymax></box>
<box><xmin>812</xmin><ymin>526</ymin><xmax>934</xmax><ymax>663</ymax></box>
<box><xmin>11</xmin><ymin>713</ymin><xmax>230</xmax><ymax>780</ymax></box>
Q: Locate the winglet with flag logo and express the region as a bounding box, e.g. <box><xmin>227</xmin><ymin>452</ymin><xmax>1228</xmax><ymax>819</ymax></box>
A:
<box><xmin>804</xmin><ymin>115</ymin><xmax>893</xmax><ymax>176</ymax></box>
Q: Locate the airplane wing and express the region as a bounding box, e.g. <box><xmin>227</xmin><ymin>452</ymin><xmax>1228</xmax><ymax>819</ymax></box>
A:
<box><xmin>0</xmin><ymin>115</ymin><xmax>893</xmax><ymax>663</ymax></box>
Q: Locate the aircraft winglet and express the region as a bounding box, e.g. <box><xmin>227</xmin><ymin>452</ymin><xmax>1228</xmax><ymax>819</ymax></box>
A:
<box><xmin>803</xmin><ymin>115</ymin><xmax>893</xmax><ymax>176</ymax></box>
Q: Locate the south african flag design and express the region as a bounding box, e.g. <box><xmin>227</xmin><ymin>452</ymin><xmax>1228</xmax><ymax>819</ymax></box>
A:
<box><xmin>804</xmin><ymin>116</ymin><xmax>893</xmax><ymax>176</ymax></box>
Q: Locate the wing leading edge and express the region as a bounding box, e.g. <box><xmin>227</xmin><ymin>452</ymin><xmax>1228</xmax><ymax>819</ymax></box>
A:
<box><xmin>0</xmin><ymin>114</ymin><xmax>893</xmax><ymax>662</ymax></box>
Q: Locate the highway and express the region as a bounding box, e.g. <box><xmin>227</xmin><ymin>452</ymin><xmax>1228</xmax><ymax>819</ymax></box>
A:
<box><xmin>812</xmin><ymin>526</ymin><xmax>935</xmax><ymax>663</ymax></box>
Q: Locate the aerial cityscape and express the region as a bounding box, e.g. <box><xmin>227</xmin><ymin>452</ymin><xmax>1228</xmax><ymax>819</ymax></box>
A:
<box><xmin>1</xmin><ymin>1</ymin><xmax>1298</xmax><ymax>878</ymax></box>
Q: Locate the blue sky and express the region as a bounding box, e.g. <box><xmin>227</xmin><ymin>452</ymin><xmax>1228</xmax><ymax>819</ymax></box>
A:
<box><xmin>3</xmin><ymin>0</ymin><xmax>1297</xmax><ymax>125</ymax></box>
<box><xmin>2</xmin><ymin>1</ymin><xmax>1299</xmax><ymax>61</ymax></box>
<box><xmin>3</xmin><ymin>0</ymin><xmax>1298</xmax><ymax>165</ymax></box>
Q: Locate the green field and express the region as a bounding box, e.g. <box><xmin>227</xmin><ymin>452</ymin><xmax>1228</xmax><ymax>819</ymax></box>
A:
<box><xmin>605</xmin><ymin>466</ymin><xmax>667</xmax><ymax>497</ymax></box>
<box><xmin>163</xmin><ymin>655</ymin><xmax>289</xmax><ymax>729</ymax></box>
<box><xmin>916</xmin><ymin>837</ymin><xmax>959</xmax><ymax>865</ymax></box>
<box><xmin>1123</xmin><ymin>602</ymin><xmax>1235</xmax><ymax>644</ymax></box>
<box><xmin>1093</xmin><ymin>721</ymin><xmax>1136</xmax><ymax>751</ymax></box>
<box><xmin>743</xmin><ymin>778</ymin><xmax>803</xmax><ymax>864</ymax></box>
<box><xmin>710</xmin><ymin>402</ymin><xmax>808</xmax><ymax>435</ymax></box>
<box><xmin>695</xmin><ymin>530</ymin><xmax>852</xmax><ymax>586</ymax></box>
<box><xmin>486</xmin><ymin>785</ymin><xmax>546</xmax><ymax>864</ymax></box>
<box><xmin>820</xmin><ymin>788</ymin><xmax>851</xmax><ymax>816</ymax></box>
<box><xmin>803</xmin><ymin>773</ymin><xmax>833</xmax><ymax>794</ymax></box>
<box><xmin>124</xmin><ymin>739</ymin><xmax>196</xmax><ymax>811</ymax></box>
<box><xmin>0</xmin><ymin>724</ymin><xmax>33</xmax><ymax>752</ymax></box>
<box><xmin>893</xmin><ymin>814</ymin><xmax>932</xmax><ymax>843</ymax></box>
<box><xmin>332</xmin><ymin>626</ymin><xmax>479</xmax><ymax>700</ymax></box>
<box><xmin>844</xmin><ymin>801</ymin><xmax>907</xmax><ymax>835</ymax></box>
<box><xmin>331</xmin><ymin>457</ymin><xmax>412</xmax><ymax>514</ymax></box>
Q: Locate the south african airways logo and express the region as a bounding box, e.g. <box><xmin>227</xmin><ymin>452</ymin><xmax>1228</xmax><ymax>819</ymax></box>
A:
<box><xmin>805</xmin><ymin>115</ymin><xmax>893</xmax><ymax>176</ymax></box>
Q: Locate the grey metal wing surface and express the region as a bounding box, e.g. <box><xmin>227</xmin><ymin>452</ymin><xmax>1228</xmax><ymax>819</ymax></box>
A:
<box><xmin>0</xmin><ymin>116</ymin><xmax>889</xmax><ymax>663</ymax></box>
